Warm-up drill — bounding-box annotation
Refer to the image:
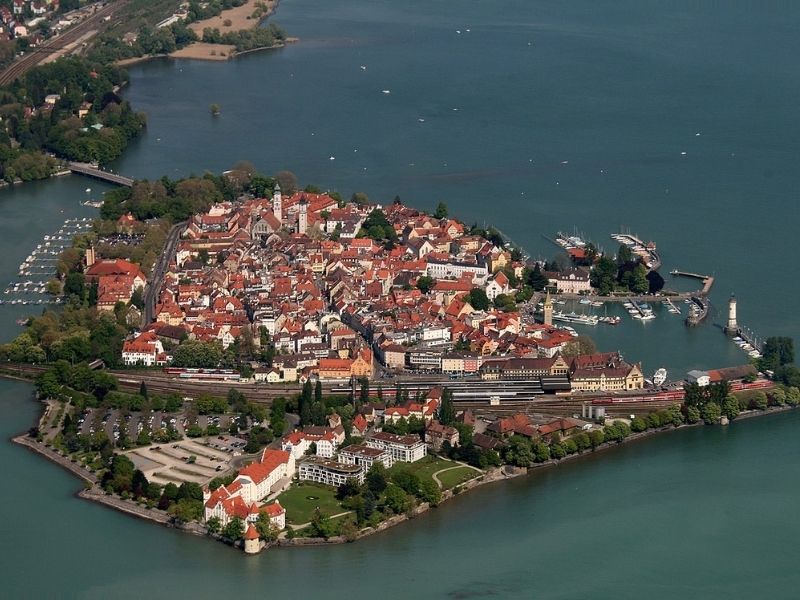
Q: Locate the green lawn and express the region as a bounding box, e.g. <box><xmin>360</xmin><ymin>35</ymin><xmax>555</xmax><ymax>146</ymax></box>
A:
<box><xmin>276</xmin><ymin>482</ymin><xmax>344</xmax><ymax>524</ymax></box>
<box><xmin>436</xmin><ymin>466</ymin><xmax>480</xmax><ymax>490</ymax></box>
<box><xmin>389</xmin><ymin>455</ymin><xmax>460</xmax><ymax>482</ymax></box>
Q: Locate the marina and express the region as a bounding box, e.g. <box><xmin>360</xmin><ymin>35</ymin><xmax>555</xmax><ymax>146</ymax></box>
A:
<box><xmin>624</xmin><ymin>298</ymin><xmax>656</xmax><ymax>321</ymax></box>
<box><xmin>0</xmin><ymin>217</ymin><xmax>94</xmax><ymax>306</ymax></box>
<box><xmin>611</xmin><ymin>232</ymin><xmax>661</xmax><ymax>270</ymax></box>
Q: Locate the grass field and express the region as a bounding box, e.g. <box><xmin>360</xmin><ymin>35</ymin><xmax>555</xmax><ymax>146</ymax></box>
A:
<box><xmin>389</xmin><ymin>455</ymin><xmax>454</xmax><ymax>481</ymax></box>
<box><xmin>436</xmin><ymin>466</ymin><xmax>480</xmax><ymax>490</ymax></box>
<box><xmin>276</xmin><ymin>482</ymin><xmax>344</xmax><ymax>524</ymax></box>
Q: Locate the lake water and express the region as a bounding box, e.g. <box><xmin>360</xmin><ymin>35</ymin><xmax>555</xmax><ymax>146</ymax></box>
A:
<box><xmin>1</xmin><ymin>0</ymin><xmax>799</xmax><ymax>597</ymax></box>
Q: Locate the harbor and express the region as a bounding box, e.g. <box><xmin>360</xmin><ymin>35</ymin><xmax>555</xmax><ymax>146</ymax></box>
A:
<box><xmin>610</xmin><ymin>232</ymin><xmax>661</xmax><ymax>270</ymax></box>
<box><xmin>0</xmin><ymin>217</ymin><xmax>94</xmax><ymax>306</ymax></box>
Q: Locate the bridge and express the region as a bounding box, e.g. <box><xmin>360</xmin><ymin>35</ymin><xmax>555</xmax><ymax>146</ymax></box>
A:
<box><xmin>68</xmin><ymin>162</ymin><xmax>134</xmax><ymax>187</ymax></box>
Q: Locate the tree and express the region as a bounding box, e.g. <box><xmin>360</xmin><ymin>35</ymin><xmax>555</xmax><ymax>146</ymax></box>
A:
<box><xmin>433</xmin><ymin>202</ymin><xmax>448</xmax><ymax>219</ymax></box>
<box><xmin>274</xmin><ymin>170</ymin><xmax>298</xmax><ymax>194</ymax></box>
<box><xmin>418</xmin><ymin>479</ymin><xmax>442</xmax><ymax>506</ymax></box>
<box><xmin>64</xmin><ymin>272</ymin><xmax>86</xmax><ymax>300</ymax></box>
<box><xmin>255</xmin><ymin>511</ymin><xmax>280</xmax><ymax>541</ymax></box>
<box><xmin>310</xmin><ymin>507</ymin><xmax>333</xmax><ymax>538</ymax></box>
<box><xmin>721</xmin><ymin>395</ymin><xmax>740</xmax><ymax>420</ymax></box>
<box><xmin>206</xmin><ymin>516</ymin><xmax>221</xmax><ymax>535</ymax></box>
<box><xmin>130</xmin><ymin>287</ymin><xmax>144</xmax><ymax>310</ymax></box>
<box><xmin>223</xmin><ymin>516</ymin><xmax>245</xmax><ymax>540</ymax></box>
<box><xmin>526</xmin><ymin>263</ymin><xmax>549</xmax><ymax>291</ymax></box>
<box><xmin>383</xmin><ymin>486</ymin><xmax>411</xmax><ymax>514</ymax></box>
<box><xmin>616</xmin><ymin>244</ymin><xmax>634</xmax><ymax>265</ymax></box>
<box><xmin>366</xmin><ymin>462</ymin><xmax>388</xmax><ymax>494</ymax></box>
<box><xmin>562</xmin><ymin>336</ymin><xmax>597</xmax><ymax>358</ymax></box>
<box><xmin>466</xmin><ymin>288</ymin><xmax>489</xmax><ymax>311</ymax></box>
<box><xmin>416</xmin><ymin>275</ymin><xmax>435</xmax><ymax>294</ymax></box>
<box><xmin>438</xmin><ymin>388</ymin><xmax>456</xmax><ymax>426</ymax></box>
<box><xmin>590</xmin><ymin>256</ymin><xmax>617</xmax><ymax>295</ymax></box>
<box><xmin>701</xmin><ymin>401</ymin><xmax>722</xmax><ymax>424</ymax></box>
<box><xmin>761</xmin><ymin>337</ymin><xmax>795</xmax><ymax>370</ymax></box>
<box><xmin>588</xmin><ymin>429</ymin><xmax>605</xmax><ymax>450</ymax></box>
<box><xmin>749</xmin><ymin>391</ymin><xmax>768</xmax><ymax>411</ymax></box>
<box><xmin>630</xmin><ymin>416</ymin><xmax>648</xmax><ymax>432</ymax></box>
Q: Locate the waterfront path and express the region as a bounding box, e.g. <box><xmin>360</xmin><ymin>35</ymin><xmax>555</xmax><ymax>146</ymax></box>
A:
<box><xmin>287</xmin><ymin>510</ymin><xmax>354</xmax><ymax>531</ymax></box>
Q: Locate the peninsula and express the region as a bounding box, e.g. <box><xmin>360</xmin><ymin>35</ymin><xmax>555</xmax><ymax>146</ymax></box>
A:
<box><xmin>4</xmin><ymin>166</ymin><xmax>800</xmax><ymax>554</ymax></box>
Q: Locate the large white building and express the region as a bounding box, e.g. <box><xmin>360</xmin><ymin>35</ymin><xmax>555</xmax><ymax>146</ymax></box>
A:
<box><xmin>338</xmin><ymin>444</ymin><xmax>393</xmax><ymax>470</ymax></box>
<box><xmin>281</xmin><ymin>429</ymin><xmax>339</xmax><ymax>459</ymax></box>
<box><xmin>203</xmin><ymin>449</ymin><xmax>294</xmax><ymax>527</ymax></box>
<box><xmin>425</xmin><ymin>258</ymin><xmax>488</xmax><ymax>283</ymax></box>
<box><xmin>298</xmin><ymin>456</ymin><xmax>365</xmax><ymax>487</ymax></box>
<box><xmin>366</xmin><ymin>432</ymin><xmax>427</xmax><ymax>463</ymax></box>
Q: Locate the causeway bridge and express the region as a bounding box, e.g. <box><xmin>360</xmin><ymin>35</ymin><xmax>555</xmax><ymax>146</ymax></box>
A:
<box><xmin>68</xmin><ymin>162</ymin><xmax>134</xmax><ymax>187</ymax></box>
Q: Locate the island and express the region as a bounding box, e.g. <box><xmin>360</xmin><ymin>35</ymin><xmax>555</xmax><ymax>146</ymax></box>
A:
<box><xmin>3</xmin><ymin>163</ymin><xmax>800</xmax><ymax>554</ymax></box>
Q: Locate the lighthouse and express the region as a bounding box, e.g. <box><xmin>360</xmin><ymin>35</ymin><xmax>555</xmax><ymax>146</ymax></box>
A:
<box><xmin>726</xmin><ymin>294</ymin><xmax>738</xmax><ymax>336</ymax></box>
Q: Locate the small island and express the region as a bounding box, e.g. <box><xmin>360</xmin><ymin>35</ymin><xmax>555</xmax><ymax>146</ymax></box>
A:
<box><xmin>3</xmin><ymin>164</ymin><xmax>800</xmax><ymax>554</ymax></box>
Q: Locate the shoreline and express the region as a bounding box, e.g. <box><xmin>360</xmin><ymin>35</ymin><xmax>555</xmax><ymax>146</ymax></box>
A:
<box><xmin>12</xmin><ymin>401</ymin><xmax>795</xmax><ymax>551</ymax></box>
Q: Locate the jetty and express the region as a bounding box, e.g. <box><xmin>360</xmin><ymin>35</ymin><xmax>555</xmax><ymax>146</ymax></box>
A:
<box><xmin>670</xmin><ymin>270</ymin><xmax>714</xmax><ymax>296</ymax></box>
<box><xmin>68</xmin><ymin>162</ymin><xmax>134</xmax><ymax>187</ymax></box>
<box><xmin>611</xmin><ymin>232</ymin><xmax>661</xmax><ymax>270</ymax></box>
<box><xmin>685</xmin><ymin>296</ymin><xmax>709</xmax><ymax>326</ymax></box>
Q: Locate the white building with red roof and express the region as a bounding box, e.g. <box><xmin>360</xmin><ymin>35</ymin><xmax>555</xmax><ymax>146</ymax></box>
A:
<box><xmin>203</xmin><ymin>448</ymin><xmax>293</xmax><ymax>527</ymax></box>
<box><xmin>122</xmin><ymin>331</ymin><xmax>165</xmax><ymax>366</ymax></box>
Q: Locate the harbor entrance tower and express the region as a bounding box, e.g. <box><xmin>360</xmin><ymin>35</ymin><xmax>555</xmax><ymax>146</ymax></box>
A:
<box><xmin>725</xmin><ymin>294</ymin><xmax>738</xmax><ymax>336</ymax></box>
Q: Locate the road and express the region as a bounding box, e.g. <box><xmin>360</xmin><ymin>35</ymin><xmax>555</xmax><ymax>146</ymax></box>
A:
<box><xmin>0</xmin><ymin>1</ymin><xmax>129</xmax><ymax>87</ymax></box>
<box><xmin>142</xmin><ymin>221</ymin><xmax>186</xmax><ymax>327</ymax></box>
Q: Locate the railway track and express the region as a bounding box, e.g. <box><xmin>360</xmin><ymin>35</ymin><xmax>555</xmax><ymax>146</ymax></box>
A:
<box><xmin>0</xmin><ymin>1</ymin><xmax>129</xmax><ymax>87</ymax></box>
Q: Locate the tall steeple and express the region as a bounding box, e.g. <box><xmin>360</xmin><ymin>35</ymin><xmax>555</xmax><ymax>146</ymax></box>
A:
<box><xmin>298</xmin><ymin>199</ymin><xmax>308</xmax><ymax>235</ymax></box>
<box><xmin>272</xmin><ymin>182</ymin><xmax>282</xmax><ymax>222</ymax></box>
<box><xmin>543</xmin><ymin>290</ymin><xmax>553</xmax><ymax>327</ymax></box>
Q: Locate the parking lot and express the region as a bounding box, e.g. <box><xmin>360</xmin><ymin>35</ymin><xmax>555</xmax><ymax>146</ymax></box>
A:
<box><xmin>126</xmin><ymin>439</ymin><xmax>235</xmax><ymax>486</ymax></box>
<box><xmin>75</xmin><ymin>408</ymin><xmax>247</xmax><ymax>486</ymax></box>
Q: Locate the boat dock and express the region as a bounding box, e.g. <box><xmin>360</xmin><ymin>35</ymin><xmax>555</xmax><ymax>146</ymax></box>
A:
<box><xmin>734</xmin><ymin>325</ymin><xmax>763</xmax><ymax>354</ymax></box>
<box><xmin>662</xmin><ymin>297</ymin><xmax>682</xmax><ymax>314</ymax></box>
<box><xmin>626</xmin><ymin>298</ymin><xmax>655</xmax><ymax>321</ymax></box>
<box><xmin>611</xmin><ymin>232</ymin><xmax>661</xmax><ymax>270</ymax></box>
<box><xmin>670</xmin><ymin>270</ymin><xmax>715</xmax><ymax>295</ymax></box>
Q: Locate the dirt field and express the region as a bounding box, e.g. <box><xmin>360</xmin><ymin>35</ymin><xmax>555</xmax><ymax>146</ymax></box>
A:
<box><xmin>170</xmin><ymin>43</ymin><xmax>237</xmax><ymax>61</ymax></box>
<box><xmin>188</xmin><ymin>0</ymin><xmax>277</xmax><ymax>35</ymax></box>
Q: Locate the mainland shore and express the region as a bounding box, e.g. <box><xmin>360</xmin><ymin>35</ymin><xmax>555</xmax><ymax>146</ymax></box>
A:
<box><xmin>12</xmin><ymin>397</ymin><xmax>792</xmax><ymax>551</ymax></box>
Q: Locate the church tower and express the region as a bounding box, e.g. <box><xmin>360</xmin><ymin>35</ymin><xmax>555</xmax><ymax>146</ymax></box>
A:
<box><xmin>298</xmin><ymin>199</ymin><xmax>308</xmax><ymax>235</ymax></box>
<box><xmin>726</xmin><ymin>293</ymin><xmax>738</xmax><ymax>336</ymax></box>
<box><xmin>272</xmin><ymin>182</ymin><xmax>282</xmax><ymax>222</ymax></box>
<box><xmin>543</xmin><ymin>291</ymin><xmax>553</xmax><ymax>327</ymax></box>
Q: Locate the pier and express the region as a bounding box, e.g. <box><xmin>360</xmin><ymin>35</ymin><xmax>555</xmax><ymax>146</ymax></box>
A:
<box><xmin>662</xmin><ymin>297</ymin><xmax>682</xmax><ymax>314</ymax></box>
<box><xmin>733</xmin><ymin>325</ymin><xmax>763</xmax><ymax>353</ymax></box>
<box><xmin>685</xmin><ymin>296</ymin><xmax>709</xmax><ymax>326</ymax></box>
<box><xmin>669</xmin><ymin>270</ymin><xmax>715</xmax><ymax>296</ymax></box>
<box><xmin>68</xmin><ymin>162</ymin><xmax>134</xmax><ymax>187</ymax></box>
<box><xmin>611</xmin><ymin>232</ymin><xmax>661</xmax><ymax>270</ymax></box>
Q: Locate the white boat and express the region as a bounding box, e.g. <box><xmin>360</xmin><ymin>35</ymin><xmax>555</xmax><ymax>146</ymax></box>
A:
<box><xmin>653</xmin><ymin>368</ymin><xmax>667</xmax><ymax>386</ymax></box>
<box><xmin>579</xmin><ymin>298</ymin><xmax>592</xmax><ymax>305</ymax></box>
